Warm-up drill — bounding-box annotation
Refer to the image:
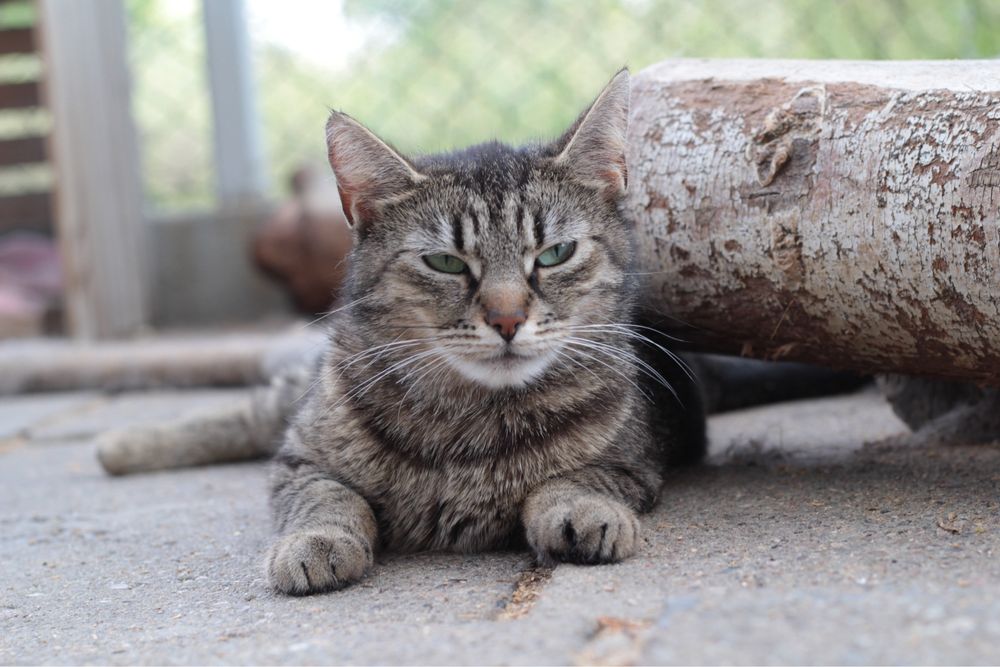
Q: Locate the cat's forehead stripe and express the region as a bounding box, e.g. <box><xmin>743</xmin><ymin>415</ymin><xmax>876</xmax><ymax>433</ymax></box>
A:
<box><xmin>469</xmin><ymin>207</ymin><xmax>481</xmax><ymax>236</ymax></box>
<box><xmin>451</xmin><ymin>211</ymin><xmax>464</xmax><ymax>252</ymax></box>
<box><xmin>532</xmin><ymin>207</ymin><xmax>545</xmax><ymax>247</ymax></box>
<box><xmin>416</xmin><ymin>188</ymin><xmax>573</xmax><ymax>254</ymax></box>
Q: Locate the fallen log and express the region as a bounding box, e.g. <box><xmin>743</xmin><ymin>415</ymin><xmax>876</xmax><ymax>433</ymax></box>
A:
<box><xmin>627</xmin><ymin>59</ymin><xmax>1000</xmax><ymax>384</ymax></box>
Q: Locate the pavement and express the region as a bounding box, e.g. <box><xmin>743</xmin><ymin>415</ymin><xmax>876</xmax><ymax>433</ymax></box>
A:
<box><xmin>2</xmin><ymin>385</ymin><xmax>1000</xmax><ymax>665</ymax></box>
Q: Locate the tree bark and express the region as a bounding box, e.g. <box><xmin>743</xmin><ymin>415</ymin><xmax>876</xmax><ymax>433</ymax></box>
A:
<box><xmin>626</xmin><ymin>59</ymin><xmax>1000</xmax><ymax>384</ymax></box>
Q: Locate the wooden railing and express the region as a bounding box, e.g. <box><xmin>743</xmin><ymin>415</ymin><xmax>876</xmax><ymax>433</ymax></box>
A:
<box><xmin>0</xmin><ymin>2</ymin><xmax>52</xmax><ymax>236</ymax></box>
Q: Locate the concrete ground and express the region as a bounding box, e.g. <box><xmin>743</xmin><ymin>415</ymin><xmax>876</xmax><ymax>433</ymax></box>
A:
<box><xmin>2</xmin><ymin>385</ymin><xmax>1000</xmax><ymax>665</ymax></box>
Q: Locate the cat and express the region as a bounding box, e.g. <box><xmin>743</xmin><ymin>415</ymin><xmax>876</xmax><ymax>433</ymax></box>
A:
<box><xmin>877</xmin><ymin>374</ymin><xmax>1000</xmax><ymax>446</ymax></box>
<box><xmin>263</xmin><ymin>69</ymin><xmax>710</xmax><ymax>595</ymax></box>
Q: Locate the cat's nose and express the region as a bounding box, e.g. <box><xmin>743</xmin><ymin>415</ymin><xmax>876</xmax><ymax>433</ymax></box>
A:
<box><xmin>486</xmin><ymin>308</ymin><xmax>526</xmax><ymax>342</ymax></box>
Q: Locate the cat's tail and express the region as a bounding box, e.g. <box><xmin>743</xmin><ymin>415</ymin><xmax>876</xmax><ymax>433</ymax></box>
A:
<box><xmin>693</xmin><ymin>354</ymin><xmax>869</xmax><ymax>414</ymax></box>
<box><xmin>96</xmin><ymin>360</ymin><xmax>318</xmax><ymax>476</ymax></box>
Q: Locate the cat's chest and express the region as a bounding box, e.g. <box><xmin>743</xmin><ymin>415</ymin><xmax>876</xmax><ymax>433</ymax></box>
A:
<box><xmin>366</xmin><ymin>455</ymin><xmax>549</xmax><ymax>552</ymax></box>
<box><xmin>322</xmin><ymin>386</ymin><xmax>619</xmax><ymax>551</ymax></box>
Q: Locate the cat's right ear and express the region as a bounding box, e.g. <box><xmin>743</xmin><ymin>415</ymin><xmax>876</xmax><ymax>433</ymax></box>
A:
<box><xmin>549</xmin><ymin>69</ymin><xmax>630</xmax><ymax>198</ymax></box>
<box><xmin>326</xmin><ymin>111</ymin><xmax>425</xmax><ymax>229</ymax></box>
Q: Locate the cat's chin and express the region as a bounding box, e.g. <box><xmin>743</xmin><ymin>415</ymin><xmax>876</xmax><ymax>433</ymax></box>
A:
<box><xmin>447</xmin><ymin>350</ymin><xmax>556</xmax><ymax>389</ymax></box>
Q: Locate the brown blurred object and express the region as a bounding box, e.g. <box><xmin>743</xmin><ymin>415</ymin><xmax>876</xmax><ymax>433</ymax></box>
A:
<box><xmin>252</xmin><ymin>167</ymin><xmax>353</xmax><ymax>315</ymax></box>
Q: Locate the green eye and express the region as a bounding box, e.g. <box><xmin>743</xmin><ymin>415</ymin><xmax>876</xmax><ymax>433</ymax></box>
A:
<box><xmin>423</xmin><ymin>253</ymin><xmax>467</xmax><ymax>274</ymax></box>
<box><xmin>536</xmin><ymin>241</ymin><xmax>576</xmax><ymax>267</ymax></box>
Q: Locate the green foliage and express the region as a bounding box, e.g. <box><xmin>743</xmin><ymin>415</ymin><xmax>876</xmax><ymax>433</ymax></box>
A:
<box><xmin>295</xmin><ymin>0</ymin><xmax>1000</xmax><ymax>153</ymax></box>
<box><xmin>126</xmin><ymin>0</ymin><xmax>214</xmax><ymax>210</ymax></box>
<box><xmin>0</xmin><ymin>0</ymin><xmax>34</xmax><ymax>29</ymax></box>
<box><xmin>126</xmin><ymin>0</ymin><xmax>1000</xmax><ymax>210</ymax></box>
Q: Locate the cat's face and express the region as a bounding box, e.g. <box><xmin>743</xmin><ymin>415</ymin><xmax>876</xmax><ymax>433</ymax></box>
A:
<box><xmin>329</xmin><ymin>71</ymin><xmax>634</xmax><ymax>389</ymax></box>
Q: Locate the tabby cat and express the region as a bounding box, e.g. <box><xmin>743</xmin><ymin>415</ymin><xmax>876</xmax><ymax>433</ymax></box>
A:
<box><xmin>265</xmin><ymin>70</ymin><xmax>707</xmax><ymax>595</ymax></box>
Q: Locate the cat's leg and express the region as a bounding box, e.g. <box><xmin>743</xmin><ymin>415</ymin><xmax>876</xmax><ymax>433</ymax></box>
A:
<box><xmin>521</xmin><ymin>464</ymin><xmax>659</xmax><ymax>566</ymax></box>
<box><xmin>266</xmin><ymin>449</ymin><xmax>378</xmax><ymax>595</ymax></box>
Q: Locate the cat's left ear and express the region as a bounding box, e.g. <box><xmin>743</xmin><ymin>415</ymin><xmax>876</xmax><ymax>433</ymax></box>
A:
<box><xmin>550</xmin><ymin>69</ymin><xmax>630</xmax><ymax>197</ymax></box>
<box><xmin>326</xmin><ymin>111</ymin><xmax>426</xmax><ymax>229</ymax></box>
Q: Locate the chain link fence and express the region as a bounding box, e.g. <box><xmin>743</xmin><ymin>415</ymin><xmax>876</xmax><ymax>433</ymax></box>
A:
<box><xmin>124</xmin><ymin>0</ymin><xmax>1000</xmax><ymax>213</ymax></box>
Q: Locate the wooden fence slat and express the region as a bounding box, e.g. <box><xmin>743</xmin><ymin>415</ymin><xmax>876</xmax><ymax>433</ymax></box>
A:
<box><xmin>0</xmin><ymin>136</ymin><xmax>45</xmax><ymax>166</ymax></box>
<box><xmin>0</xmin><ymin>27</ymin><xmax>33</xmax><ymax>54</ymax></box>
<box><xmin>38</xmin><ymin>0</ymin><xmax>148</xmax><ymax>338</ymax></box>
<box><xmin>0</xmin><ymin>81</ymin><xmax>39</xmax><ymax>108</ymax></box>
<box><xmin>0</xmin><ymin>191</ymin><xmax>51</xmax><ymax>233</ymax></box>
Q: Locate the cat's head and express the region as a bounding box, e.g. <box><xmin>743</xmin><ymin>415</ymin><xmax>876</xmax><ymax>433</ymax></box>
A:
<box><xmin>328</xmin><ymin>70</ymin><xmax>635</xmax><ymax>389</ymax></box>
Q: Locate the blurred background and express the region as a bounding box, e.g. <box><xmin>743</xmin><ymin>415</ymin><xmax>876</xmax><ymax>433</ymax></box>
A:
<box><xmin>1</xmin><ymin>0</ymin><xmax>998</xmax><ymax>340</ymax></box>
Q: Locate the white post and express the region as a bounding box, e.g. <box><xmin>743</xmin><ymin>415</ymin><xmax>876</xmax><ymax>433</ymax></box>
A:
<box><xmin>37</xmin><ymin>0</ymin><xmax>148</xmax><ymax>339</ymax></box>
<box><xmin>202</xmin><ymin>0</ymin><xmax>268</xmax><ymax>207</ymax></box>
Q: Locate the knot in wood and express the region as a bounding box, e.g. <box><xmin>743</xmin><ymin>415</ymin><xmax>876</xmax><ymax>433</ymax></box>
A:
<box><xmin>747</xmin><ymin>84</ymin><xmax>827</xmax><ymax>186</ymax></box>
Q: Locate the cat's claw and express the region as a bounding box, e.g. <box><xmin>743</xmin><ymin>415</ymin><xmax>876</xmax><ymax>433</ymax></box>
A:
<box><xmin>525</xmin><ymin>494</ymin><xmax>640</xmax><ymax>565</ymax></box>
<box><xmin>266</xmin><ymin>528</ymin><xmax>373</xmax><ymax>595</ymax></box>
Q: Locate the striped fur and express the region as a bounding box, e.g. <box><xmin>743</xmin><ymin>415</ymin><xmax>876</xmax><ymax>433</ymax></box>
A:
<box><xmin>267</xmin><ymin>71</ymin><xmax>705</xmax><ymax>595</ymax></box>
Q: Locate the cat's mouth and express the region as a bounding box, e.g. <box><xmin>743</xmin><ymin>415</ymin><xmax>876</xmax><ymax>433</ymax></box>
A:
<box><xmin>447</xmin><ymin>346</ymin><xmax>557</xmax><ymax>389</ymax></box>
<box><xmin>495</xmin><ymin>347</ymin><xmax>532</xmax><ymax>361</ymax></box>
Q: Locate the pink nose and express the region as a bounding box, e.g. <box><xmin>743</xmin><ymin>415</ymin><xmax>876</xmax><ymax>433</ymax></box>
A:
<box><xmin>486</xmin><ymin>309</ymin><xmax>526</xmax><ymax>342</ymax></box>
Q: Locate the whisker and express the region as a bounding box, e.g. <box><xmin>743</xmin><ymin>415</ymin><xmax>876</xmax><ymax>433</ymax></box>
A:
<box><xmin>355</xmin><ymin>343</ymin><xmax>462</xmax><ymax>395</ymax></box>
<box><xmin>380</xmin><ymin>324</ymin><xmax>451</xmax><ymax>331</ymax></box>
<box><xmin>295</xmin><ymin>335</ymin><xmax>418</xmax><ymax>403</ymax></box>
<box><xmin>552</xmin><ymin>348</ymin><xmax>605</xmax><ymax>387</ymax></box>
<box><xmin>586</xmin><ymin>319</ymin><xmax>689</xmax><ymax>344</ymax></box>
<box><xmin>395</xmin><ymin>355</ymin><xmax>451</xmax><ymax>420</ymax></box>
<box><xmin>299</xmin><ymin>293</ymin><xmax>375</xmax><ymax>329</ymax></box>
<box><xmin>564</xmin><ymin>336</ymin><xmax>681</xmax><ymax>406</ymax></box>
<box><xmin>565</xmin><ymin>324</ymin><xmax>697</xmax><ymax>385</ymax></box>
<box><xmin>342</xmin><ymin>348</ymin><xmax>443</xmax><ymax>402</ymax></box>
<box><xmin>311</xmin><ymin>348</ymin><xmax>445</xmax><ymax>426</ymax></box>
<box><xmin>333</xmin><ymin>338</ymin><xmax>428</xmax><ymax>371</ymax></box>
<box><xmin>561</xmin><ymin>341</ymin><xmax>652</xmax><ymax>402</ymax></box>
<box><xmin>296</xmin><ymin>333</ymin><xmax>454</xmax><ymax>405</ymax></box>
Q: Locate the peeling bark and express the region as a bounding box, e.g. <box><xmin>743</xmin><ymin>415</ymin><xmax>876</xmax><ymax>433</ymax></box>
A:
<box><xmin>626</xmin><ymin>59</ymin><xmax>1000</xmax><ymax>384</ymax></box>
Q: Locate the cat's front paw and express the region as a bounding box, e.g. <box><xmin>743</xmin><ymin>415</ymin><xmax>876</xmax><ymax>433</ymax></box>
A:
<box><xmin>525</xmin><ymin>494</ymin><xmax>640</xmax><ymax>565</ymax></box>
<box><xmin>266</xmin><ymin>528</ymin><xmax>373</xmax><ymax>595</ymax></box>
